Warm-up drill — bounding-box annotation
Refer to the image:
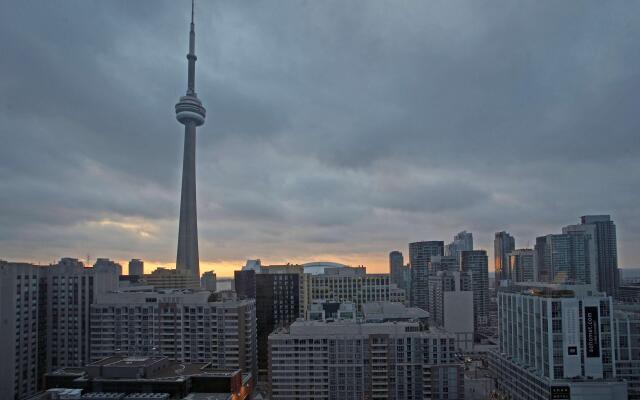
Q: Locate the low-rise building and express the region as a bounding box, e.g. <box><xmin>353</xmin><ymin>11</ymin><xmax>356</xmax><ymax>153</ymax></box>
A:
<box><xmin>41</xmin><ymin>355</ymin><xmax>252</xmax><ymax>400</ymax></box>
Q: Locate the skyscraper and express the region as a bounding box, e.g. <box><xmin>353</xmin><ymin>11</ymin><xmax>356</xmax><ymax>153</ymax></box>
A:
<box><xmin>234</xmin><ymin>271</ymin><xmax>301</xmax><ymax>374</ymax></box>
<box><xmin>429</xmin><ymin>255</ymin><xmax>459</xmax><ymax>274</ymax></box>
<box><xmin>507</xmin><ymin>248</ymin><xmax>535</xmax><ymax>282</ymax></box>
<box><xmin>389</xmin><ymin>250</ymin><xmax>404</xmax><ymax>283</ymax></box>
<box><xmin>581</xmin><ymin>215</ymin><xmax>620</xmax><ymax>297</ymax></box>
<box><xmin>175</xmin><ymin>0</ymin><xmax>206</xmax><ymax>279</ymax></box>
<box><xmin>409</xmin><ymin>240</ymin><xmax>444</xmax><ymax>311</ymax></box>
<box><xmin>460</xmin><ymin>250</ymin><xmax>489</xmax><ymax>330</ymax></box>
<box><xmin>445</xmin><ymin>230</ymin><xmax>473</xmax><ymax>260</ymax></box>
<box><xmin>494</xmin><ymin>231</ymin><xmax>515</xmax><ymax>281</ymax></box>
<box><xmin>389</xmin><ymin>250</ymin><xmax>409</xmax><ymax>297</ymax></box>
<box><xmin>535</xmin><ymin>232</ymin><xmax>595</xmax><ymax>286</ymax></box>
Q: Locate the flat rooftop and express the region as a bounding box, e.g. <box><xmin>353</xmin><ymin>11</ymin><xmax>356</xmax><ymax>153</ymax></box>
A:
<box><xmin>56</xmin><ymin>356</ymin><xmax>242</xmax><ymax>382</ymax></box>
<box><xmin>89</xmin><ymin>356</ymin><xmax>167</xmax><ymax>368</ymax></box>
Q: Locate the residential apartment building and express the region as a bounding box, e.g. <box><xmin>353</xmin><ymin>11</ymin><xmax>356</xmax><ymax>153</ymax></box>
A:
<box><xmin>580</xmin><ymin>215</ymin><xmax>620</xmax><ymax>297</ymax></box>
<box><xmin>445</xmin><ymin>231</ymin><xmax>473</xmax><ymax>261</ymax></box>
<box><xmin>269</xmin><ymin>319</ymin><xmax>463</xmax><ymax>400</ymax></box>
<box><xmin>0</xmin><ymin>262</ymin><xmax>47</xmax><ymax>400</ymax></box>
<box><xmin>428</xmin><ymin>271</ymin><xmax>474</xmax><ymax>350</ymax></box>
<box><xmin>89</xmin><ymin>289</ymin><xmax>257</xmax><ymax>378</ymax></box>
<box><xmin>46</xmin><ymin>258</ymin><xmax>108</xmax><ymax>370</ymax></box>
<box><xmin>429</xmin><ymin>255</ymin><xmax>459</xmax><ymax>274</ymax></box>
<box><xmin>0</xmin><ymin>258</ymin><xmax>120</xmax><ymax>400</ymax></box>
<box><xmin>409</xmin><ymin>241</ymin><xmax>444</xmax><ymax>311</ymax></box>
<box><xmin>618</xmin><ymin>285</ymin><xmax>640</xmax><ymax>304</ymax></box>
<box><xmin>494</xmin><ymin>231</ymin><xmax>515</xmax><ymax>281</ymax></box>
<box><xmin>128</xmin><ymin>259</ymin><xmax>144</xmax><ymax>277</ymax></box>
<box><xmin>614</xmin><ymin>306</ymin><xmax>640</xmax><ymax>400</ymax></box>
<box><xmin>460</xmin><ymin>250</ymin><xmax>489</xmax><ymax>330</ymax></box>
<box><xmin>488</xmin><ymin>283</ymin><xmax>627</xmax><ymax>400</ymax></box>
<box><xmin>389</xmin><ymin>251</ymin><xmax>410</xmax><ymax>300</ymax></box>
<box><xmin>310</xmin><ymin>266</ymin><xmax>393</xmax><ymax>311</ymax></box>
<box><xmin>507</xmin><ymin>248</ymin><xmax>536</xmax><ymax>283</ymax></box>
<box><xmin>201</xmin><ymin>270</ymin><xmax>217</xmax><ymax>292</ymax></box>
<box><xmin>535</xmin><ymin>230</ymin><xmax>596</xmax><ymax>287</ymax></box>
<box><xmin>92</xmin><ymin>258</ymin><xmax>123</xmax><ymax>276</ymax></box>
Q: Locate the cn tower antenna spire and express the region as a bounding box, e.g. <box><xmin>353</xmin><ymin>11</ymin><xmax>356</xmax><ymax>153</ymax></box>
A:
<box><xmin>175</xmin><ymin>0</ymin><xmax>206</xmax><ymax>279</ymax></box>
<box><xmin>186</xmin><ymin>0</ymin><xmax>197</xmax><ymax>95</ymax></box>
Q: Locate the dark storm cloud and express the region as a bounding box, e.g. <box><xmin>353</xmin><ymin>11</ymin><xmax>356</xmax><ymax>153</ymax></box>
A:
<box><xmin>1</xmin><ymin>0</ymin><xmax>639</xmax><ymax>270</ymax></box>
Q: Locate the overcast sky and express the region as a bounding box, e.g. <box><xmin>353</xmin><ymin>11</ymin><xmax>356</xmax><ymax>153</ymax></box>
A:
<box><xmin>1</xmin><ymin>1</ymin><xmax>639</xmax><ymax>276</ymax></box>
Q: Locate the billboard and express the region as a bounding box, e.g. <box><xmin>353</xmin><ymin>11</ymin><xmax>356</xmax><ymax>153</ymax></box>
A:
<box><xmin>584</xmin><ymin>306</ymin><xmax>600</xmax><ymax>358</ymax></box>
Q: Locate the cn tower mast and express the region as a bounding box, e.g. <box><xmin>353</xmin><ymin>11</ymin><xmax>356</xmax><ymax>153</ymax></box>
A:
<box><xmin>175</xmin><ymin>0</ymin><xmax>206</xmax><ymax>279</ymax></box>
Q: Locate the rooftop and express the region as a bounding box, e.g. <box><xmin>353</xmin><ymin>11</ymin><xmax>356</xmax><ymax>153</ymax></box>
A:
<box><xmin>499</xmin><ymin>282</ymin><xmax>606</xmax><ymax>298</ymax></box>
<box><xmin>362</xmin><ymin>301</ymin><xmax>429</xmax><ymax>322</ymax></box>
<box><xmin>272</xmin><ymin>319</ymin><xmax>449</xmax><ymax>337</ymax></box>
<box><xmin>89</xmin><ymin>356</ymin><xmax>166</xmax><ymax>368</ymax></box>
<box><xmin>54</xmin><ymin>356</ymin><xmax>243</xmax><ymax>383</ymax></box>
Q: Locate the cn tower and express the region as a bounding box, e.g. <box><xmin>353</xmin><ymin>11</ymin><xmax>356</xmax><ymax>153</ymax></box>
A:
<box><xmin>175</xmin><ymin>0</ymin><xmax>205</xmax><ymax>279</ymax></box>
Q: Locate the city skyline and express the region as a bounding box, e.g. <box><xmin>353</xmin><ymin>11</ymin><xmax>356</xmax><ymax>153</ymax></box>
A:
<box><xmin>2</xmin><ymin>1</ymin><xmax>640</xmax><ymax>278</ymax></box>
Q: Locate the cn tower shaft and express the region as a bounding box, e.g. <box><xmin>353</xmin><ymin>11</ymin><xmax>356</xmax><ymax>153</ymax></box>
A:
<box><xmin>175</xmin><ymin>0</ymin><xmax>206</xmax><ymax>279</ymax></box>
<box><xmin>176</xmin><ymin>121</ymin><xmax>199</xmax><ymax>277</ymax></box>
